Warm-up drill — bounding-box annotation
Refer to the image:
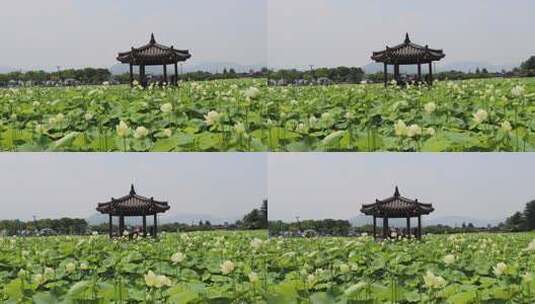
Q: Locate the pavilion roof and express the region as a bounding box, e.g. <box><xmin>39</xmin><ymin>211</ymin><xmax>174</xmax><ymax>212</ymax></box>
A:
<box><xmin>361</xmin><ymin>186</ymin><xmax>434</xmax><ymax>218</ymax></box>
<box><xmin>117</xmin><ymin>33</ymin><xmax>191</xmax><ymax>66</ymax></box>
<box><xmin>96</xmin><ymin>184</ymin><xmax>170</xmax><ymax>216</ymax></box>
<box><xmin>371</xmin><ymin>33</ymin><xmax>445</xmax><ymax>64</ymax></box>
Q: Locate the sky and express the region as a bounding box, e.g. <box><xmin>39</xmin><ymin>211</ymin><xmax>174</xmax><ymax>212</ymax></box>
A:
<box><xmin>268</xmin><ymin>0</ymin><xmax>535</xmax><ymax>69</ymax></box>
<box><xmin>0</xmin><ymin>0</ymin><xmax>267</xmax><ymax>70</ymax></box>
<box><xmin>268</xmin><ymin>153</ymin><xmax>535</xmax><ymax>222</ymax></box>
<box><xmin>0</xmin><ymin>153</ymin><xmax>267</xmax><ymax>221</ymax></box>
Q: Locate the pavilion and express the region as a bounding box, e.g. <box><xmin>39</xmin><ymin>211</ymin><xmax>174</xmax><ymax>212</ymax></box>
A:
<box><xmin>371</xmin><ymin>33</ymin><xmax>445</xmax><ymax>86</ymax></box>
<box><xmin>117</xmin><ymin>33</ymin><xmax>191</xmax><ymax>87</ymax></box>
<box><xmin>360</xmin><ymin>186</ymin><xmax>434</xmax><ymax>240</ymax></box>
<box><xmin>96</xmin><ymin>184</ymin><xmax>170</xmax><ymax>238</ymax></box>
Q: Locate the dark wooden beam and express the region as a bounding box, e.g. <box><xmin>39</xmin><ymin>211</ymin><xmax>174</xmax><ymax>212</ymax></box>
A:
<box><xmin>418</xmin><ymin>215</ymin><xmax>422</xmax><ymax>239</ymax></box>
<box><xmin>119</xmin><ymin>215</ymin><xmax>125</xmax><ymax>236</ymax></box>
<box><xmin>129</xmin><ymin>63</ymin><xmax>133</xmax><ymax>87</ymax></box>
<box><xmin>109</xmin><ymin>214</ymin><xmax>113</xmax><ymax>238</ymax></box>
<box><xmin>153</xmin><ymin>214</ymin><xmax>158</xmax><ymax>238</ymax></box>
<box><xmin>428</xmin><ymin>62</ymin><xmax>433</xmax><ymax>85</ymax></box>
<box><xmin>383</xmin><ymin>63</ymin><xmax>387</xmax><ymax>87</ymax></box>
<box><xmin>417</xmin><ymin>63</ymin><xmax>422</xmax><ymax>82</ymax></box>
<box><xmin>373</xmin><ymin>216</ymin><xmax>377</xmax><ymax>239</ymax></box>
<box><xmin>163</xmin><ymin>64</ymin><xmax>167</xmax><ymax>85</ymax></box>
<box><xmin>406</xmin><ymin>217</ymin><xmax>411</xmax><ymax>238</ymax></box>
<box><xmin>142</xmin><ymin>215</ymin><xmax>147</xmax><ymax>236</ymax></box>
<box><xmin>383</xmin><ymin>217</ymin><xmax>389</xmax><ymax>239</ymax></box>
<box><xmin>174</xmin><ymin>63</ymin><xmax>178</xmax><ymax>86</ymax></box>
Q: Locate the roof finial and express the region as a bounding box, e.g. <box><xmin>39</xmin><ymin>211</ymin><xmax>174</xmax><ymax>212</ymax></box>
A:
<box><xmin>404</xmin><ymin>33</ymin><xmax>410</xmax><ymax>44</ymax></box>
<box><xmin>130</xmin><ymin>184</ymin><xmax>136</xmax><ymax>195</ymax></box>
<box><xmin>150</xmin><ymin>33</ymin><xmax>156</xmax><ymax>44</ymax></box>
<box><xmin>394</xmin><ymin>186</ymin><xmax>400</xmax><ymax>197</ymax></box>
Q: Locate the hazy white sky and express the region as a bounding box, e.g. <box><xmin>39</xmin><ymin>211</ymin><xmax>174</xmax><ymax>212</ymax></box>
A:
<box><xmin>268</xmin><ymin>153</ymin><xmax>535</xmax><ymax>221</ymax></box>
<box><xmin>0</xmin><ymin>153</ymin><xmax>267</xmax><ymax>221</ymax></box>
<box><xmin>0</xmin><ymin>0</ymin><xmax>267</xmax><ymax>69</ymax></box>
<box><xmin>268</xmin><ymin>0</ymin><xmax>535</xmax><ymax>69</ymax></box>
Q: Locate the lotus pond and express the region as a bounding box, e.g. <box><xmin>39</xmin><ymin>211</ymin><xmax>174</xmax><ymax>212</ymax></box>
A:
<box><xmin>268</xmin><ymin>233</ymin><xmax>535</xmax><ymax>303</ymax></box>
<box><xmin>0</xmin><ymin>231</ymin><xmax>269</xmax><ymax>303</ymax></box>
<box><xmin>0</xmin><ymin>78</ymin><xmax>534</xmax><ymax>151</ymax></box>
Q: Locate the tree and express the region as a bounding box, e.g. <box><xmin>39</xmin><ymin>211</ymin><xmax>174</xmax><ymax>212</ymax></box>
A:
<box><xmin>505</xmin><ymin>211</ymin><xmax>525</xmax><ymax>231</ymax></box>
<box><xmin>260</xmin><ymin>199</ymin><xmax>268</xmax><ymax>228</ymax></box>
<box><xmin>523</xmin><ymin>200</ymin><xmax>535</xmax><ymax>230</ymax></box>
<box><xmin>520</xmin><ymin>56</ymin><xmax>535</xmax><ymax>71</ymax></box>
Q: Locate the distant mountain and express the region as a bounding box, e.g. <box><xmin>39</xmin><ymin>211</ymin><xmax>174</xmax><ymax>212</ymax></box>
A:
<box><xmin>350</xmin><ymin>215</ymin><xmax>503</xmax><ymax>228</ymax></box>
<box><xmin>362</xmin><ymin>61</ymin><xmax>519</xmax><ymax>74</ymax></box>
<box><xmin>110</xmin><ymin>61</ymin><xmax>266</xmax><ymax>75</ymax></box>
<box><xmin>86</xmin><ymin>213</ymin><xmax>241</xmax><ymax>226</ymax></box>
<box><xmin>0</xmin><ymin>66</ymin><xmax>16</xmax><ymax>73</ymax></box>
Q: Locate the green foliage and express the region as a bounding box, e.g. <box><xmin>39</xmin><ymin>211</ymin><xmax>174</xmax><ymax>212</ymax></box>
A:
<box><xmin>0</xmin><ymin>78</ymin><xmax>534</xmax><ymax>151</ymax></box>
<box><xmin>267</xmin><ymin>233</ymin><xmax>535</xmax><ymax>303</ymax></box>
<box><xmin>0</xmin><ymin>231</ymin><xmax>268</xmax><ymax>303</ymax></box>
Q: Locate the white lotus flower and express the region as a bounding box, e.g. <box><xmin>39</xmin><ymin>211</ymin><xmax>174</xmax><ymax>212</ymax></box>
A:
<box><xmin>339</xmin><ymin>263</ymin><xmax>350</xmax><ymax>273</ymax></box>
<box><xmin>493</xmin><ymin>262</ymin><xmax>507</xmax><ymax>276</ymax></box>
<box><xmin>511</xmin><ymin>85</ymin><xmax>525</xmax><ymax>97</ymax></box>
<box><xmin>250</xmin><ymin>238</ymin><xmax>264</xmax><ymax>250</ymax></box>
<box><xmin>171</xmin><ymin>252</ymin><xmax>185</xmax><ymax>264</ymax></box>
<box><xmin>35</xmin><ymin>124</ymin><xmax>46</xmax><ymax>134</ymax></box>
<box><xmin>134</xmin><ymin>126</ymin><xmax>149</xmax><ymax>139</ymax></box>
<box><xmin>65</xmin><ymin>262</ymin><xmax>76</xmax><ymax>273</ymax></box>
<box><xmin>234</xmin><ymin>122</ymin><xmax>246</xmax><ymax>135</ymax></box>
<box><xmin>473</xmin><ymin>109</ymin><xmax>488</xmax><ymax>124</ymax></box>
<box><xmin>424</xmin><ymin>102</ymin><xmax>437</xmax><ymax>114</ymax></box>
<box><xmin>243</xmin><ymin>87</ymin><xmax>260</xmax><ymax>99</ymax></box>
<box><xmin>525</xmin><ymin>239</ymin><xmax>535</xmax><ymax>251</ymax></box>
<box><xmin>500</xmin><ymin>121</ymin><xmax>512</xmax><ymax>133</ymax></box>
<box><xmin>160</xmin><ymin>128</ymin><xmax>172</xmax><ymax>138</ymax></box>
<box><xmin>425</xmin><ymin>127</ymin><xmax>435</xmax><ymax>136</ymax></box>
<box><xmin>220</xmin><ymin>260</ymin><xmax>235</xmax><ymax>274</ymax></box>
<box><xmin>204</xmin><ymin>111</ymin><xmax>220</xmax><ymax>126</ymax></box>
<box><xmin>423</xmin><ymin>271</ymin><xmax>447</xmax><ymax>289</ymax></box>
<box><xmin>443</xmin><ymin>254</ymin><xmax>455</xmax><ymax>265</ymax></box>
<box><xmin>33</xmin><ymin>273</ymin><xmax>46</xmax><ymax>285</ymax></box>
<box><xmin>144</xmin><ymin>270</ymin><xmax>159</xmax><ymax>287</ymax></box>
<box><xmin>395</xmin><ymin>120</ymin><xmax>407</xmax><ymax>136</ymax></box>
<box><xmin>80</xmin><ymin>262</ymin><xmax>89</xmax><ymax>270</ymax></box>
<box><xmin>116</xmin><ymin>120</ymin><xmax>129</xmax><ymax>137</ymax></box>
<box><xmin>248</xmin><ymin>272</ymin><xmax>259</xmax><ymax>283</ymax></box>
<box><xmin>307</xmin><ymin>273</ymin><xmax>317</xmax><ymax>287</ymax></box>
<box><xmin>406</xmin><ymin>124</ymin><xmax>422</xmax><ymax>138</ymax></box>
<box><xmin>84</xmin><ymin>112</ymin><xmax>93</xmax><ymax>121</ymax></box>
<box><xmin>160</xmin><ymin>103</ymin><xmax>173</xmax><ymax>113</ymax></box>
<box><xmin>522</xmin><ymin>272</ymin><xmax>533</xmax><ymax>284</ymax></box>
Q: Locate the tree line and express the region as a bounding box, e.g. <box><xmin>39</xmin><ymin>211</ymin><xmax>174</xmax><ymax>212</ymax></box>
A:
<box><xmin>0</xmin><ymin>200</ymin><xmax>268</xmax><ymax>236</ymax></box>
<box><xmin>502</xmin><ymin>200</ymin><xmax>535</xmax><ymax>232</ymax></box>
<box><xmin>0</xmin><ymin>68</ymin><xmax>111</xmax><ymax>85</ymax></box>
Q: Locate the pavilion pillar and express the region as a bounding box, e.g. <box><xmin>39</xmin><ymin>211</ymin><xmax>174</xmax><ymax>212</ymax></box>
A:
<box><xmin>153</xmin><ymin>214</ymin><xmax>158</xmax><ymax>238</ymax></box>
<box><xmin>418</xmin><ymin>215</ymin><xmax>422</xmax><ymax>239</ymax></box>
<box><xmin>406</xmin><ymin>217</ymin><xmax>411</xmax><ymax>238</ymax></box>
<box><xmin>163</xmin><ymin>64</ymin><xmax>168</xmax><ymax>85</ymax></box>
<box><xmin>417</xmin><ymin>64</ymin><xmax>422</xmax><ymax>83</ymax></box>
<box><xmin>119</xmin><ymin>215</ymin><xmax>125</xmax><ymax>236</ymax></box>
<box><xmin>129</xmin><ymin>64</ymin><xmax>134</xmax><ymax>87</ymax></box>
<box><xmin>373</xmin><ymin>216</ymin><xmax>377</xmax><ymax>239</ymax></box>
<box><xmin>109</xmin><ymin>214</ymin><xmax>113</xmax><ymax>238</ymax></box>
<box><xmin>142</xmin><ymin>215</ymin><xmax>147</xmax><ymax>236</ymax></box>
<box><xmin>174</xmin><ymin>63</ymin><xmax>178</xmax><ymax>86</ymax></box>
<box><xmin>383</xmin><ymin>217</ymin><xmax>389</xmax><ymax>239</ymax></box>
<box><xmin>428</xmin><ymin>62</ymin><xmax>433</xmax><ymax>85</ymax></box>
<box><xmin>394</xmin><ymin>64</ymin><xmax>399</xmax><ymax>83</ymax></box>
<box><xmin>383</xmin><ymin>63</ymin><xmax>387</xmax><ymax>87</ymax></box>
<box><xmin>140</xmin><ymin>65</ymin><xmax>145</xmax><ymax>87</ymax></box>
